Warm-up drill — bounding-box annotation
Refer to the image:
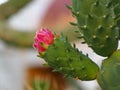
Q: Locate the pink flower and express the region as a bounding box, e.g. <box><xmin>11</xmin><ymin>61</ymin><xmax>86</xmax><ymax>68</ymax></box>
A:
<box><xmin>33</xmin><ymin>28</ymin><xmax>54</xmax><ymax>53</ymax></box>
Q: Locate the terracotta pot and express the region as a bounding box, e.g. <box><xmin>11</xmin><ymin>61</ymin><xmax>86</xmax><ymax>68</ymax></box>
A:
<box><xmin>25</xmin><ymin>66</ymin><xmax>68</xmax><ymax>90</ymax></box>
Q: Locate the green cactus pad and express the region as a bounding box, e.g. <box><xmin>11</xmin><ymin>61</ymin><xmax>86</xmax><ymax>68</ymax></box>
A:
<box><xmin>97</xmin><ymin>50</ymin><xmax>120</xmax><ymax>90</ymax></box>
<box><xmin>71</xmin><ymin>0</ymin><xmax>119</xmax><ymax>57</ymax></box>
<box><xmin>0</xmin><ymin>0</ymin><xmax>32</xmax><ymax>20</ymax></box>
<box><xmin>101</xmin><ymin>0</ymin><xmax>120</xmax><ymax>39</ymax></box>
<box><xmin>43</xmin><ymin>37</ymin><xmax>99</xmax><ymax>81</ymax></box>
<box><xmin>0</xmin><ymin>22</ymin><xmax>34</xmax><ymax>48</ymax></box>
<box><xmin>101</xmin><ymin>0</ymin><xmax>120</xmax><ymax>25</ymax></box>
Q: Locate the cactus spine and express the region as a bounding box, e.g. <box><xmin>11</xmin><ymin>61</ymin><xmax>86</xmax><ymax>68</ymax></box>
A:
<box><xmin>97</xmin><ymin>50</ymin><xmax>120</xmax><ymax>90</ymax></box>
<box><xmin>71</xmin><ymin>0</ymin><xmax>119</xmax><ymax>57</ymax></box>
<box><xmin>43</xmin><ymin>36</ymin><xmax>99</xmax><ymax>80</ymax></box>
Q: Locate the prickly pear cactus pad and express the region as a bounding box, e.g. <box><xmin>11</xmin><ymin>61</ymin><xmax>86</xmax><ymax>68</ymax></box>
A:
<box><xmin>97</xmin><ymin>50</ymin><xmax>120</xmax><ymax>90</ymax></box>
<box><xmin>0</xmin><ymin>22</ymin><xmax>34</xmax><ymax>48</ymax></box>
<box><xmin>101</xmin><ymin>0</ymin><xmax>120</xmax><ymax>26</ymax></box>
<box><xmin>43</xmin><ymin>37</ymin><xmax>99</xmax><ymax>80</ymax></box>
<box><xmin>0</xmin><ymin>0</ymin><xmax>32</xmax><ymax>20</ymax></box>
<box><xmin>100</xmin><ymin>0</ymin><xmax>120</xmax><ymax>39</ymax></box>
<box><xmin>0</xmin><ymin>0</ymin><xmax>35</xmax><ymax>47</ymax></box>
<box><xmin>71</xmin><ymin>0</ymin><xmax>119</xmax><ymax>57</ymax></box>
<box><xmin>33</xmin><ymin>29</ymin><xmax>99</xmax><ymax>81</ymax></box>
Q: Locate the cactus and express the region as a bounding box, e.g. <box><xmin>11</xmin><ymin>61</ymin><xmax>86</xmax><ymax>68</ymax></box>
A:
<box><xmin>0</xmin><ymin>0</ymin><xmax>32</xmax><ymax>20</ymax></box>
<box><xmin>101</xmin><ymin>0</ymin><xmax>120</xmax><ymax>26</ymax></box>
<box><xmin>0</xmin><ymin>0</ymin><xmax>34</xmax><ymax>47</ymax></box>
<box><xmin>97</xmin><ymin>50</ymin><xmax>120</xmax><ymax>90</ymax></box>
<box><xmin>112</xmin><ymin>0</ymin><xmax>120</xmax><ymax>27</ymax></box>
<box><xmin>43</xmin><ymin>36</ymin><xmax>99</xmax><ymax>81</ymax></box>
<box><xmin>0</xmin><ymin>22</ymin><xmax>34</xmax><ymax>48</ymax></box>
<box><xmin>100</xmin><ymin>0</ymin><xmax>120</xmax><ymax>39</ymax></box>
<box><xmin>71</xmin><ymin>0</ymin><xmax>119</xmax><ymax>57</ymax></box>
<box><xmin>32</xmin><ymin>0</ymin><xmax>120</xmax><ymax>89</ymax></box>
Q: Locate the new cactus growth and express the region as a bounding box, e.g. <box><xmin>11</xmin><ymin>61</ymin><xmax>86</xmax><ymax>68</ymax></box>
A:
<box><xmin>97</xmin><ymin>50</ymin><xmax>120</xmax><ymax>90</ymax></box>
<box><xmin>71</xmin><ymin>0</ymin><xmax>119</xmax><ymax>57</ymax></box>
<box><xmin>43</xmin><ymin>36</ymin><xmax>99</xmax><ymax>80</ymax></box>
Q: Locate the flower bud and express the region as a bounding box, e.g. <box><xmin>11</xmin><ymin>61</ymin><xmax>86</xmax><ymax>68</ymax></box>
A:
<box><xmin>33</xmin><ymin>29</ymin><xmax>54</xmax><ymax>54</ymax></box>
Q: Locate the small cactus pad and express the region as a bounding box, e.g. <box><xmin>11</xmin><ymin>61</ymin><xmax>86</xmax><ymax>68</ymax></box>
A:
<box><xmin>97</xmin><ymin>50</ymin><xmax>120</xmax><ymax>90</ymax></box>
<box><xmin>71</xmin><ymin>0</ymin><xmax>119</xmax><ymax>57</ymax></box>
<box><xmin>43</xmin><ymin>37</ymin><xmax>99</xmax><ymax>81</ymax></box>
